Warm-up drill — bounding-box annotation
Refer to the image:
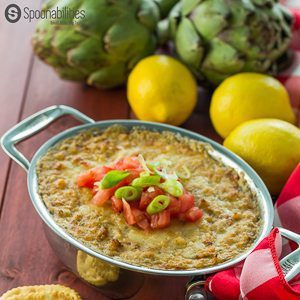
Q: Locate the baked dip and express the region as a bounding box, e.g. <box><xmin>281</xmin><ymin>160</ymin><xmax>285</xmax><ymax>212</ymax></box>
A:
<box><xmin>37</xmin><ymin>125</ymin><xmax>261</xmax><ymax>270</ymax></box>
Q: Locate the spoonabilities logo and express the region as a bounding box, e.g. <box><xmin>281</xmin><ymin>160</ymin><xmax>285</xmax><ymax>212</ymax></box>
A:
<box><xmin>5</xmin><ymin>4</ymin><xmax>21</xmax><ymax>23</ymax></box>
<box><xmin>4</xmin><ymin>4</ymin><xmax>85</xmax><ymax>24</ymax></box>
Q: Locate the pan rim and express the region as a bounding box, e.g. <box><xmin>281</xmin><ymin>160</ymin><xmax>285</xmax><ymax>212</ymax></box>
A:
<box><xmin>27</xmin><ymin>119</ymin><xmax>274</xmax><ymax>276</ymax></box>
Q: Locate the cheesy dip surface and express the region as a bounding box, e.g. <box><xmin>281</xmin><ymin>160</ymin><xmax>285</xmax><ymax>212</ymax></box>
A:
<box><xmin>37</xmin><ymin>126</ymin><xmax>261</xmax><ymax>270</ymax></box>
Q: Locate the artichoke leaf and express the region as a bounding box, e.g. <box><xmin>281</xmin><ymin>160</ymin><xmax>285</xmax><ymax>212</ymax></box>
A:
<box><xmin>191</xmin><ymin>0</ymin><xmax>230</xmax><ymax>40</ymax></box>
<box><xmin>87</xmin><ymin>63</ymin><xmax>127</xmax><ymax>89</ymax></box>
<box><xmin>168</xmin><ymin>2</ymin><xmax>182</xmax><ymax>39</ymax></box>
<box><xmin>51</xmin><ymin>28</ymin><xmax>86</xmax><ymax>56</ymax></box>
<box><xmin>181</xmin><ymin>0</ymin><xmax>203</xmax><ymax>16</ymax></box>
<box><xmin>68</xmin><ymin>37</ymin><xmax>111</xmax><ymax>72</ymax></box>
<box><xmin>242</xmin><ymin>59</ymin><xmax>272</xmax><ymax>72</ymax></box>
<box><xmin>54</xmin><ymin>66</ymin><xmax>86</xmax><ymax>81</ymax></box>
<box><xmin>202</xmin><ymin>69</ymin><xmax>229</xmax><ymax>86</ymax></box>
<box><xmin>175</xmin><ymin>18</ymin><xmax>204</xmax><ymax>68</ymax></box>
<box><xmin>127</xmin><ymin>35</ymin><xmax>156</xmax><ymax>70</ymax></box>
<box><xmin>229</xmin><ymin>1</ymin><xmax>254</xmax><ymax>26</ymax></box>
<box><xmin>103</xmin><ymin>19</ymin><xmax>154</xmax><ymax>61</ymax></box>
<box><xmin>252</xmin><ymin>0</ymin><xmax>274</xmax><ymax>6</ymax></box>
<box><xmin>78</xmin><ymin>1</ymin><xmax>136</xmax><ymax>36</ymax></box>
<box><xmin>154</xmin><ymin>0</ymin><xmax>182</xmax><ymax>18</ymax></box>
<box><xmin>138</xmin><ymin>0</ymin><xmax>160</xmax><ymax>30</ymax></box>
<box><xmin>33</xmin><ymin>23</ymin><xmax>57</xmax><ymax>59</ymax></box>
<box><xmin>202</xmin><ymin>38</ymin><xmax>244</xmax><ymax>74</ymax></box>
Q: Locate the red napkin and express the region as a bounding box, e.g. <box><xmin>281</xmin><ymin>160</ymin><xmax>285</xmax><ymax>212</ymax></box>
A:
<box><xmin>206</xmin><ymin>164</ymin><xmax>300</xmax><ymax>299</ymax></box>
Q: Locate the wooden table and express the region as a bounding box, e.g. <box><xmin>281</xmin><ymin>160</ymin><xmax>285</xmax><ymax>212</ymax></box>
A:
<box><xmin>0</xmin><ymin>1</ymin><xmax>220</xmax><ymax>299</ymax></box>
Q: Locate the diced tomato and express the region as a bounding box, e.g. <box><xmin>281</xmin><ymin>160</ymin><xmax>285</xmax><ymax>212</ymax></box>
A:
<box><xmin>167</xmin><ymin>195</ymin><xmax>182</xmax><ymax>216</ymax></box>
<box><xmin>139</xmin><ymin>187</ymin><xmax>164</xmax><ymax>210</ymax></box>
<box><xmin>124</xmin><ymin>169</ymin><xmax>141</xmax><ymax>185</ymax></box>
<box><xmin>77</xmin><ymin>166</ymin><xmax>112</xmax><ymax>188</ymax></box>
<box><xmin>131</xmin><ymin>208</ymin><xmax>150</xmax><ymax>230</ymax></box>
<box><xmin>92</xmin><ymin>185</ymin><xmax>98</xmax><ymax>195</ymax></box>
<box><xmin>179</xmin><ymin>192</ymin><xmax>195</xmax><ymax>213</ymax></box>
<box><xmin>150</xmin><ymin>210</ymin><xmax>171</xmax><ymax>229</ymax></box>
<box><xmin>111</xmin><ymin>196</ymin><xmax>123</xmax><ymax>213</ymax></box>
<box><xmin>123</xmin><ymin>156</ymin><xmax>141</xmax><ymax>169</ymax></box>
<box><xmin>92</xmin><ymin>176</ymin><xmax>131</xmax><ymax>206</ymax></box>
<box><xmin>77</xmin><ymin>168</ymin><xmax>102</xmax><ymax>188</ymax></box>
<box><xmin>122</xmin><ymin>199</ymin><xmax>136</xmax><ymax>225</ymax></box>
<box><xmin>178</xmin><ymin>213</ymin><xmax>186</xmax><ymax>222</ymax></box>
<box><xmin>184</xmin><ymin>207</ymin><xmax>203</xmax><ymax>222</ymax></box>
<box><xmin>92</xmin><ymin>188</ymin><xmax>115</xmax><ymax>206</ymax></box>
<box><xmin>113</xmin><ymin>156</ymin><xmax>141</xmax><ymax>171</ymax></box>
<box><xmin>102</xmin><ymin>165</ymin><xmax>113</xmax><ymax>174</ymax></box>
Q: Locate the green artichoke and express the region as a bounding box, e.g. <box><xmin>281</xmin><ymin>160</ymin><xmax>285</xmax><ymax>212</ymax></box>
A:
<box><xmin>169</xmin><ymin>0</ymin><xmax>293</xmax><ymax>85</ymax></box>
<box><xmin>32</xmin><ymin>0</ymin><xmax>178</xmax><ymax>89</ymax></box>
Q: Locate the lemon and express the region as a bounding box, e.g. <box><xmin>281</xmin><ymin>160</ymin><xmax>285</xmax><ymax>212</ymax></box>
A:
<box><xmin>224</xmin><ymin>119</ymin><xmax>300</xmax><ymax>195</ymax></box>
<box><xmin>210</xmin><ymin>73</ymin><xmax>296</xmax><ymax>138</ymax></box>
<box><xmin>127</xmin><ymin>55</ymin><xmax>197</xmax><ymax>126</ymax></box>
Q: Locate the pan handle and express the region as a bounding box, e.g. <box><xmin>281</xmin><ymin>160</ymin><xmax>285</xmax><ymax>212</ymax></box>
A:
<box><xmin>1</xmin><ymin>105</ymin><xmax>95</xmax><ymax>172</ymax></box>
<box><xmin>185</xmin><ymin>277</ymin><xmax>208</xmax><ymax>300</ymax></box>
<box><xmin>279</xmin><ymin>228</ymin><xmax>300</xmax><ymax>282</ymax></box>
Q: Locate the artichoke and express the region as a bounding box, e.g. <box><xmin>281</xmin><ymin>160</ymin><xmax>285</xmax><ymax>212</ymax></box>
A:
<box><xmin>169</xmin><ymin>0</ymin><xmax>293</xmax><ymax>85</ymax></box>
<box><xmin>32</xmin><ymin>0</ymin><xmax>178</xmax><ymax>89</ymax></box>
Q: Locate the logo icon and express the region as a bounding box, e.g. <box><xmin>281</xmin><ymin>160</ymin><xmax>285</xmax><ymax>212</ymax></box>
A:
<box><xmin>5</xmin><ymin>4</ymin><xmax>21</xmax><ymax>23</ymax></box>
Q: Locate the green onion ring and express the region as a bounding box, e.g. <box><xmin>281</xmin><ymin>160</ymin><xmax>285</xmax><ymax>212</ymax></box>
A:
<box><xmin>114</xmin><ymin>186</ymin><xmax>141</xmax><ymax>201</ymax></box>
<box><xmin>146</xmin><ymin>195</ymin><xmax>170</xmax><ymax>215</ymax></box>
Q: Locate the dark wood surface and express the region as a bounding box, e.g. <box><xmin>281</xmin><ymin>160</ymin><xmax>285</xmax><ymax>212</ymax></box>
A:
<box><xmin>0</xmin><ymin>2</ymin><xmax>220</xmax><ymax>299</ymax></box>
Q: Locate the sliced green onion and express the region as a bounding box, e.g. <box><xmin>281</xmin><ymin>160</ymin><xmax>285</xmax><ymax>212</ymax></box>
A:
<box><xmin>99</xmin><ymin>170</ymin><xmax>129</xmax><ymax>189</ymax></box>
<box><xmin>115</xmin><ymin>186</ymin><xmax>141</xmax><ymax>201</ymax></box>
<box><xmin>137</xmin><ymin>154</ymin><xmax>153</xmax><ymax>174</ymax></box>
<box><xmin>146</xmin><ymin>195</ymin><xmax>170</xmax><ymax>215</ymax></box>
<box><xmin>160</xmin><ymin>179</ymin><xmax>183</xmax><ymax>197</ymax></box>
<box><xmin>140</xmin><ymin>171</ymin><xmax>150</xmax><ymax>177</ymax></box>
<box><xmin>176</xmin><ymin>165</ymin><xmax>191</xmax><ymax>180</ymax></box>
<box><xmin>148</xmin><ymin>161</ymin><xmax>160</xmax><ymax>169</ymax></box>
<box><xmin>131</xmin><ymin>175</ymin><xmax>161</xmax><ymax>188</ymax></box>
<box><xmin>152</xmin><ymin>166</ymin><xmax>178</xmax><ymax>181</ymax></box>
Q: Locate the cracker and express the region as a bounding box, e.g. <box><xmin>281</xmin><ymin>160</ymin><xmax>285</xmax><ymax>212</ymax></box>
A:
<box><xmin>0</xmin><ymin>284</ymin><xmax>81</xmax><ymax>300</ymax></box>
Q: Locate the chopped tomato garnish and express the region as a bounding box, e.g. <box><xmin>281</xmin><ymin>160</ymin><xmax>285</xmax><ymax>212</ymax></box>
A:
<box><xmin>124</xmin><ymin>169</ymin><xmax>141</xmax><ymax>185</ymax></box>
<box><xmin>77</xmin><ymin>155</ymin><xmax>203</xmax><ymax>231</ymax></box>
<box><xmin>92</xmin><ymin>188</ymin><xmax>115</xmax><ymax>206</ymax></box>
<box><xmin>139</xmin><ymin>187</ymin><xmax>164</xmax><ymax>210</ymax></box>
<box><xmin>77</xmin><ymin>167</ymin><xmax>104</xmax><ymax>188</ymax></box>
<box><xmin>92</xmin><ymin>184</ymin><xmax>98</xmax><ymax>195</ymax></box>
<box><xmin>122</xmin><ymin>199</ymin><xmax>136</xmax><ymax>225</ymax></box>
<box><xmin>150</xmin><ymin>210</ymin><xmax>171</xmax><ymax>229</ymax></box>
<box><xmin>102</xmin><ymin>165</ymin><xmax>113</xmax><ymax>174</ymax></box>
<box><xmin>131</xmin><ymin>208</ymin><xmax>150</xmax><ymax>230</ymax></box>
<box><xmin>184</xmin><ymin>207</ymin><xmax>203</xmax><ymax>222</ymax></box>
<box><xmin>179</xmin><ymin>192</ymin><xmax>195</xmax><ymax>213</ymax></box>
<box><xmin>111</xmin><ymin>196</ymin><xmax>123</xmax><ymax>213</ymax></box>
<box><xmin>113</xmin><ymin>156</ymin><xmax>141</xmax><ymax>171</ymax></box>
<box><xmin>167</xmin><ymin>195</ymin><xmax>182</xmax><ymax>216</ymax></box>
<box><xmin>91</xmin><ymin>177</ymin><xmax>131</xmax><ymax>207</ymax></box>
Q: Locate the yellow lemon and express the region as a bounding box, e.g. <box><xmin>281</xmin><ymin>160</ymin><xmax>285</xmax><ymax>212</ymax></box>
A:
<box><xmin>224</xmin><ymin>119</ymin><xmax>300</xmax><ymax>195</ymax></box>
<box><xmin>210</xmin><ymin>73</ymin><xmax>296</xmax><ymax>138</ymax></box>
<box><xmin>127</xmin><ymin>55</ymin><xmax>197</xmax><ymax>125</ymax></box>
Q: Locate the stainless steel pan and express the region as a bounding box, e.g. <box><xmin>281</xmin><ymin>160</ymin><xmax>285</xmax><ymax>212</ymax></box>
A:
<box><xmin>2</xmin><ymin>105</ymin><xmax>299</xmax><ymax>299</ymax></box>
